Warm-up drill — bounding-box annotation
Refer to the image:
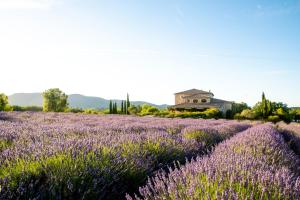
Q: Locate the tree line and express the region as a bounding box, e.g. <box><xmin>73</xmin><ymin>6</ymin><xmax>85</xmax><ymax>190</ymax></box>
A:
<box><xmin>232</xmin><ymin>92</ymin><xmax>300</xmax><ymax>123</ymax></box>
<box><xmin>0</xmin><ymin>89</ymin><xmax>300</xmax><ymax>123</ymax></box>
<box><xmin>109</xmin><ymin>94</ymin><xmax>131</xmax><ymax>114</ymax></box>
<box><xmin>0</xmin><ymin>88</ymin><xmax>134</xmax><ymax>115</ymax></box>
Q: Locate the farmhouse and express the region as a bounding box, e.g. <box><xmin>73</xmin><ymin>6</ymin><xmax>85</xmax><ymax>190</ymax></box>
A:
<box><xmin>169</xmin><ymin>89</ymin><xmax>233</xmax><ymax>113</ymax></box>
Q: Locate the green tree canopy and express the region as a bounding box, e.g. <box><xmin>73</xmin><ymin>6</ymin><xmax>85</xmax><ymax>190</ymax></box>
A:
<box><xmin>42</xmin><ymin>88</ymin><xmax>68</xmax><ymax>112</ymax></box>
<box><xmin>0</xmin><ymin>93</ymin><xmax>9</xmax><ymax>111</ymax></box>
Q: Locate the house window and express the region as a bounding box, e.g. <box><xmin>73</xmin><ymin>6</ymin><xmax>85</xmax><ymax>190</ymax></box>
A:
<box><xmin>201</xmin><ymin>99</ymin><xmax>207</xmax><ymax>103</ymax></box>
<box><xmin>193</xmin><ymin>99</ymin><xmax>198</xmax><ymax>103</ymax></box>
<box><xmin>187</xmin><ymin>99</ymin><xmax>190</xmax><ymax>103</ymax></box>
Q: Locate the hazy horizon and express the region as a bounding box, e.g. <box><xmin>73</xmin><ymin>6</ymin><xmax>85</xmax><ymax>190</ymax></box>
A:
<box><xmin>1</xmin><ymin>0</ymin><xmax>299</xmax><ymax>106</ymax></box>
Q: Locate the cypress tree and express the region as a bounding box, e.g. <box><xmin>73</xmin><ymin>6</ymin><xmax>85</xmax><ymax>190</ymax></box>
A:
<box><xmin>121</xmin><ymin>101</ymin><xmax>124</xmax><ymax>114</ymax></box>
<box><xmin>125</xmin><ymin>101</ymin><xmax>127</xmax><ymax>115</ymax></box>
<box><xmin>112</xmin><ymin>102</ymin><xmax>115</xmax><ymax>114</ymax></box>
<box><xmin>261</xmin><ymin>92</ymin><xmax>266</xmax><ymax>118</ymax></box>
<box><xmin>109</xmin><ymin>100</ymin><xmax>112</xmax><ymax>114</ymax></box>
<box><xmin>126</xmin><ymin>93</ymin><xmax>130</xmax><ymax>109</ymax></box>
<box><xmin>267</xmin><ymin>100</ymin><xmax>272</xmax><ymax>116</ymax></box>
<box><xmin>114</xmin><ymin>102</ymin><xmax>117</xmax><ymax>114</ymax></box>
<box><xmin>261</xmin><ymin>92</ymin><xmax>272</xmax><ymax>119</ymax></box>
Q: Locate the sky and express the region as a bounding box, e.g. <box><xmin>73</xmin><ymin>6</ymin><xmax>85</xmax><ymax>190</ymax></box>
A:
<box><xmin>0</xmin><ymin>0</ymin><xmax>299</xmax><ymax>106</ymax></box>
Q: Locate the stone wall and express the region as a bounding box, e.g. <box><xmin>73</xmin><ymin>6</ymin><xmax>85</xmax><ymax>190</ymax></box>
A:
<box><xmin>175</xmin><ymin>94</ymin><xmax>188</xmax><ymax>105</ymax></box>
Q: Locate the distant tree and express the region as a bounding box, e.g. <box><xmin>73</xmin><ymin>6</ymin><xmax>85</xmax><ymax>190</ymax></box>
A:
<box><xmin>114</xmin><ymin>102</ymin><xmax>117</xmax><ymax>114</ymax></box>
<box><xmin>124</xmin><ymin>102</ymin><xmax>127</xmax><ymax>115</ymax></box>
<box><xmin>112</xmin><ymin>102</ymin><xmax>115</xmax><ymax>114</ymax></box>
<box><xmin>261</xmin><ymin>92</ymin><xmax>272</xmax><ymax>119</ymax></box>
<box><xmin>128</xmin><ymin>105</ymin><xmax>142</xmax><ymax>115</ymax></box>
<box><xmin>0</xmin><ymin>93</ymin><xmax>9</xmax><ymax>111</ymax></box>
<box><xmin>121</xmin><ymin>101</ymin><xmax>124</xmax><ymax>114</ymax></box>
<box><xmin>109</xmin><ymin>100</ymin><xmax>113</xmax><ymax>114</ymax></box>
<box><xmin>42</xmin><ymin>88</ymin><xmax>68</xmax><ymax>112</ymax></box>
<box><xmin>125</xmin><ymin>93</ymin><xmax>130</xmax><ymax>115</ymax></box>
<box><xmin>126</xmin><ymin>93</ymin><xmax>130</xmax><ymax>108</ymax></box>
<box><xmin>275</xmin><ymin>107</ymin><xmax>291</xmax><ymax>122</ymax></box>
<box><xmin>226</xmin><ymin>102</ymin><xmax>249</xmax><ymax>119</ymax></box>
<box><xmin>295</xmin><ymin>109</ymin><xmax>300</xmax><ymax>122</ymax></box>
<box><xmin>271</xmin><ymin>102</ymin><xmax>289</xmax><ymax>113</ymax></box>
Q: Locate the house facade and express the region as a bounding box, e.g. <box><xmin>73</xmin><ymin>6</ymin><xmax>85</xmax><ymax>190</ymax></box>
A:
<box><xmin>169</xmin><ymin>89</ymin><xmax>233</xmax><ymax>113</ymax></box>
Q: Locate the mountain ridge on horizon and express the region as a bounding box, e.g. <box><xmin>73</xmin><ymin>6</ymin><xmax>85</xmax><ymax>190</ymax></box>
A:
<box><xmin>8</xmin><ymin>93</ymin><xmax>169</xmax><ymax>110</ymax></box>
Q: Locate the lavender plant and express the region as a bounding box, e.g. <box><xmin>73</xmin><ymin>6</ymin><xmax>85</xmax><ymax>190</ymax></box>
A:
<box><xmin>0</xmin><ymin>112</ymin><xmax>251</xmax><ymax>199</ymax></box>
<box><xmin>128</xmin><ymin>125</ymin><xmax>300</xmax><ymax>200</ymax></box>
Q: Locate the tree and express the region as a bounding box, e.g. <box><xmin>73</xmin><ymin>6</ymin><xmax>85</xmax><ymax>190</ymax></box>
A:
<box><xmin>271</xmin><ymin>102</ymin><xmax>289</xmax><ymax>113</ymax></box>
<box><xmin>226</xmin><ymin>102</ymin><xmax>249</xmax><ymax>119</ymax></box>
<box><xmin>109</xmin><ymin>100</ymin><xmax>113</xmax><ymax>114</ymax></box>
<box><xmin>121</xmin><ymin>101</ymin><xmax>124</xmax><ymax>114</ymax></box>
<box><xmin>125</xmin><ymin>93</ymin><xmax>131</xmax><ymax>115</ymax></box>
<box><xmin>0</xmin><ymin>93</ymin><xmax>9</xmax><ymax>111</ymax></box>
<box><xmin>42</xmin><ymin>88</ymin><xmax>68</xmax><ymax>112</ymax></box>
<box><xmin>114</xmin><ymin>102</ymin><xmax>117</xmax><ymax>114</ymax></box>
<box><xmin>126</xmin><ymin>93</ymin><xmax>130</xmax><ymax>108</ymax></box>
<box><xmin>261</xmin><ymin>92</ymin><xmax>272</xmax><ymax>119</ymax></box>
<box><xmin>124</xmin><ymin>102</ymin><xmax>127</xmax><ymax>115</ymax></box>
<box><xmin>261</xmin><ymin>92</ymin><xmax>267</xmax><ymax>118</ymax></box>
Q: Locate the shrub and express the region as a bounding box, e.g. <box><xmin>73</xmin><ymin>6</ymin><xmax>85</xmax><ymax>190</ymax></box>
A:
<box><xmin>203</xmin><ymin>108</ymin><xmax>221</xmax><ymax>118</ymax></box>
<box><xmin>128</xmin><ymin>105</ymin><xmax>142</xmax><ymax>115</ymax></box>
<box><xmin>275</xmin><ymin>108</ymin><xmax>291</xmax><ymax>122</ymax></box>
<box><xmin>268</xmin><ymin>115</ymin><xmax>281</xmax><ymax>123</ymax></box>
<box><xmin>239</xmin><ymin>109</ymin><xmax>257</xmax><ymax>120</ymax></box>
<box><xmin>139</xmin><ymin>104</ymin><xmax>159</xmax><ymax>116</ymax></box>
<box><xmin>84</xmin><ymin>109</ymin><xmax>100</xmax><ymax>114</ymax></box>
<box><xmin>67</xmin><ymin>108</ymin><xmax>84</xmax><ymax>113</ymax></box>
<box><xmin>12</xmin><ymin>106</ymin><xmax>43</xmax><ymax>112</ymax></box>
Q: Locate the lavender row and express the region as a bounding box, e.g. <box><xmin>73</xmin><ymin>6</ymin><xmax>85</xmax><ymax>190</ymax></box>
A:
<box><xmin>277</xmin><ymin>122</ymin><xmax>300</xmax><ymax>156</ymax></box>
<box><xmin>0</xmin><ymin>112</ymin><xmax>251</xmax><ymax>199</ymax></box>
<box><xmin>128</xmin><ymin>125</ymin><xmax>300</xmax><ymax>200</ymax></box>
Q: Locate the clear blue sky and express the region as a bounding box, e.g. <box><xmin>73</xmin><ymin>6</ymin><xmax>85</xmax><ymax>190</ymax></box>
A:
<box><xmin>0</xmin><ymin>0</ymin><xmax>299</xmax><ymax>106</ymax></box>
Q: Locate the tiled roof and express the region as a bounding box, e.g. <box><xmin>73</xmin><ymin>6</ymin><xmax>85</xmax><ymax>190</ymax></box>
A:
<box><xmin>211</xmin><ymin>98</ymin><xmax>233</xmax><ymax>104</ymax></box>
<box><xmin>182</xmin><ymin>93</ymin><xmax>212</xmax><ymax>99</ymax></box>
<box><xmin>175</xmin><ymin>89</ymin><xmax>214</xmax><ymax>96</ymax></box>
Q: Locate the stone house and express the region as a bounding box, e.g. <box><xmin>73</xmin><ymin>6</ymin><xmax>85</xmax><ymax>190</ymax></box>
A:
<box><xmin>169</xmin><ymin>89</ymin><xmax>233</xmax><ymax>113</ymax></box>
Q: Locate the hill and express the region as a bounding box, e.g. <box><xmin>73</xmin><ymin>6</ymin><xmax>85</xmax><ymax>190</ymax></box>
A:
<box><xmin>8</xmin><ymin>93</ymin><xmax>169</xmax><ymax>110</ymax></box>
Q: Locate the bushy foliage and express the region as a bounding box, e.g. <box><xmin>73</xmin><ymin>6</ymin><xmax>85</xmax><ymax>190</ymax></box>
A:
<box><xmin>234</xmin><ymin>109</ymin><xmax>257</xmax><ymax>120</ymax></box>
<box><xmin>235</xmin><ymin>93</ymin><xmax>296</xmax><ymax>123</ymax></box>
<box><xmin>11</xmin><ymin>105</ymin><xmax>43</xmax><ymax>112</ymax></box>
<box><xmin>128</xmin><ymin>105</ymin><xmax>142</xmax><ymax>115</ymax></box>
<box><xmin>83</xmin><ymin>109</ymin><xmax>101</xmax><ymax>114</ymax></box>
<box><xmin>290</xmin><ymin>109</ymin><xmax>300</xmax><ymax>122</ymax></box>
<box><xmin>139</xmin><ymin>104</ymin><xmax>159</xmax><ymax>115</ymax></box>
<box><xmin>0</xmin><ymin>93</ymin><xmax>9</xmax><ymax>111</ymax></box>
<box><xmin>268</xmin><ymin>115</ymin><xmax>281</xmax><ymax>123</ymax></box>
<box><xmin>42</xmin><ymin>88</ymin><xmax>68</xmax><ymax>112</ymax></box>
<box><xmin>226</xmin><ymin>102</ymin><xmax>249</xmax><ymax>119</ymax></box>
<box><xmin>153</xmin><ymin>108</ymin><xmax>222</xmax><ymax>119</ymax></box>
<box><xmin>66</xmin><ymin>107</ymin><xmax>84</xmax><ymax>113</ymax></box>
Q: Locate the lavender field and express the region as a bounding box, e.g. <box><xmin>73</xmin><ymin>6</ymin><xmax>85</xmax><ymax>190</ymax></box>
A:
<box><xmin>0</xmin><ymin>112</ymin><xmax>299</xmax><ymax>200</ymax></box>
